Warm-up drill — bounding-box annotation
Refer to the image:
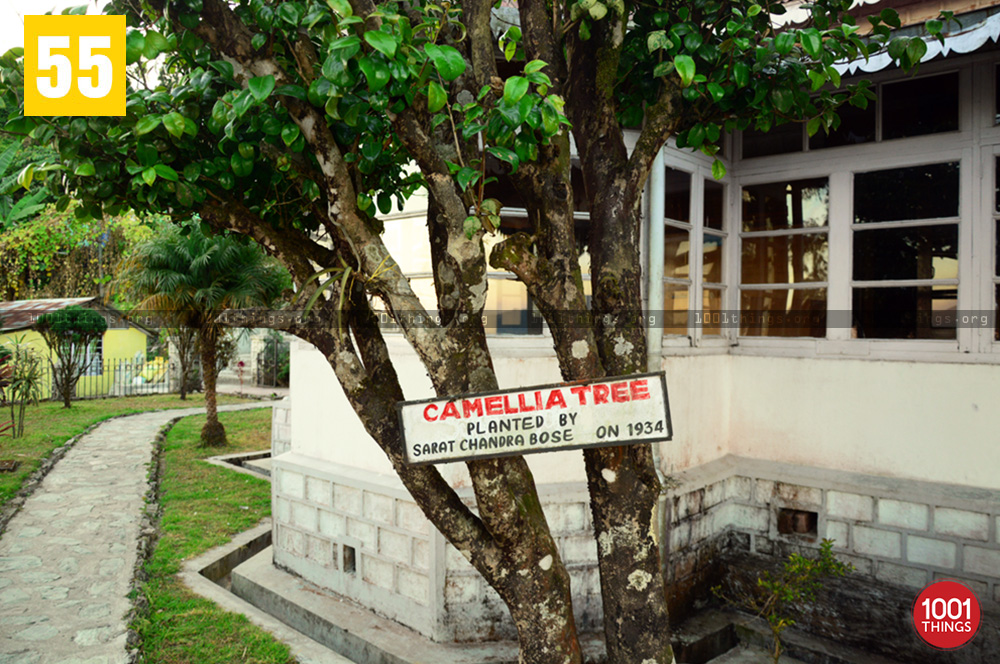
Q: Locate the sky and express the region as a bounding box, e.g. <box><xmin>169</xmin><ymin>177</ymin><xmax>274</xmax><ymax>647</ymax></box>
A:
<box><xmin>0</xmin><ymin>0</ymin><xmax>110</xmax><ymax>54</ymax></box>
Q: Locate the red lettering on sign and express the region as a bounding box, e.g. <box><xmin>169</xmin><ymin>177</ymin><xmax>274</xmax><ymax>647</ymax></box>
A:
<box><xmin>440</xmin><ymin>401</ymin><xmax>460</xmax><ymax>420</ymax></box>
<box><xmin>423</xmin><ymin>403</ymin><xmax>439</xmax><ymax>421</ymax></box>
<box><xmin>593</xmin><ymin>384</ymin><xmax>610</xmax><ymax>404</ymax></box>
<box><xmin>610</xmin><ymin>382</ymin><xmax>629</xmax><ymax>402</ymax></box>
<box><xmin>570</xmin><ymin>385</ymin><xmax>591</xmax><ymax>405</ymax></box>
<box><xmin>518</xmin><ymin>393</ymin><xmax>535</xmax><ymax>412</ymax></box>
<box><xmin>545</xmin><ymin>389</ymin><xmax>567</xmax><ymax>409</ymax></box>
<box><xmin>485</xmin><ymin>396</ymin><xmax>503</xmax><ymax>415</ymax></box>
<box><xmin>463</xmin><ymin>399</ymin><xmax>483</xmax><ymax>418</ymax></box>
<box><xmin>630</xmin><ymin>379</ymin><xmax>650</xmax><ymax>400</ymax></box>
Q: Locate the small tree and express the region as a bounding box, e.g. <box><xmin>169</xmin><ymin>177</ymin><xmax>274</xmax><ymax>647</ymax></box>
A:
<box><xmin>35</xmin><ymin>306</ymin><xmax>107</xmax><ymax>408</ymax></box>
<box><xmin>714</xmin><ymin>540</ymin><xmax>853</xmax><ymax>663</ymax></box>
<box><xmin>118</xmin><ymin>225</ymin><xmax>289</xmax><ymax>445</ymax></box>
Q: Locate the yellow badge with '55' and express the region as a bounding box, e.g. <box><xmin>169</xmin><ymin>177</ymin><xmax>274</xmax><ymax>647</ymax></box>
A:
<box><xmin>24</xmin><ymin>15</ymin><xmax>126</xmax><ymax>117</ymax></box>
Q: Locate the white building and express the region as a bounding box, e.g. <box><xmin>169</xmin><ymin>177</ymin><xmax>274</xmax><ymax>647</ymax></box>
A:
<box><xmin>268</xmin><ymin>6</ymin><xmax>1000</xmax><ymax>658</ymax></box>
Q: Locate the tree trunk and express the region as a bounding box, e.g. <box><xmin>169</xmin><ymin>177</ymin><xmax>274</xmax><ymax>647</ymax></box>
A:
<box><xmin>199</xmin><ymin>329</ymin><xmax>226</xmax><ymax>446</ymax></box>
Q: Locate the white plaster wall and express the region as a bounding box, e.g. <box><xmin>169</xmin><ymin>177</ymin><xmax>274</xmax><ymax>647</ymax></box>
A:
<box><xmin>726</xmin><ymin>355</ymin><xmax>1000</xmax><ymax>490</ymax></box>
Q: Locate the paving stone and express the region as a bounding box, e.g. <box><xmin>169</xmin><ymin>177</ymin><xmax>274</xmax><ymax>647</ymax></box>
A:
<box><xmin>0</xmin><ymin>403</ymin><xmax>272</xmax><ymax>662</ymax></box>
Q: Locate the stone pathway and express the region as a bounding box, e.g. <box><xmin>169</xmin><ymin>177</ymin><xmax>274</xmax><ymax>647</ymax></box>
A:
<box><xmin>0</xmin><ymin>403</ymin><xmax>273</xmax><ymax>664</ymax></box>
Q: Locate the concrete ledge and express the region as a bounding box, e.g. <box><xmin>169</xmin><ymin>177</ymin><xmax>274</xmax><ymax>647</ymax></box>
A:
<box><xmin>232</xmin><ymin>546</ymin><xmax>608</xmax><ymax>664</ymax></box>
<box><xmin>180</xmin><ymin>523</ymin><xmax>350</xmax><ymax>664</ymax></box>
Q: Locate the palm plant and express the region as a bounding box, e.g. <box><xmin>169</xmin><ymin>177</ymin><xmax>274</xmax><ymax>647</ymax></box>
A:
<box><xmin>118</xmin><ymin>224</ymin><xmax>289</xmax><ymax>445</ymax></box>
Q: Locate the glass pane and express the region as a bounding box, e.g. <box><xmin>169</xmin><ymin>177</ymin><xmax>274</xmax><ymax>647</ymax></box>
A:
<box><xmin>883</xmin><ymin>72</ymin><xmax>959</xmax><ymax>140</ymax></box>
<box><xmin>996</xmin><ymin>157</ymin><xmax>1000</xmax><ymax>214</ymax></box>
<box><xmin>996</xmin><ymin>65</ymin><xmax>1000</xmax><ymax>125</ymax></box>
<box><xmin>664</xmin><ymin>168</ymin><xmax>691</xmax><ymax>223</ymax></box>
<box><xmin>742</xmin><ymin>122</ymin><xmax>802</xmax><ymax>159</ymax></box>
<box><xmin>741</xmin><ymin>233</ymin><xmax>829</xmax><ymax>284</ymax></box>
<box><xmin>853</xmin><ymin>225</ymin><xmax>958</xmax><ymax>281</ymax></box>
<box><xmin>742</xmin><ymin>178</ymin><xmax>829</xmax><ymax>231</ymax></box>
<box><xmin>852</xmin><ymin>286</ymin><xmax>957</xmax><ymax>340</ymax></box>
<box><xmin>739</xmin><ymin>288</ymin><xmax>827</xmax><ymax>337</ymax></box>
<box><xmin>664</xmin><ymin>285</ymin><xmax>689</xmax><ymax>336</ymax></box>
<box><xmin>809</xmin><ymin>102</ymin><xmax>876</xmax><ymax>149</ymax></box>
<box><xmin>702</xmin><ymin>288</ymin><xmax>724</xmax><ymax>336</ymax></box>
<box><xmin>484</xmin><ymin>278</ymin><xmax>543</xmax><ymax>335</ymax></box>
<box><xmin>665</xmin><ymin>224</ymin><xmax>690</xmax><ymax>280</ymax></box>
<box><xmin>996</xmin><ymin>219</ymin><xmax>1000</xmax><ymax>276</ymax></box>
<box><xmin>854</xmin><ymin>162</ymin><xmax>959</xmax><ymax>223</ymax></box>
<box><xmin>703</xmin><ymin>234</ymin><xmax>724</xmax><ymax>283</ymax></box>
<box><xmin>705</xmin><ymin>179</ymin><xmax>724</xmax><ymax>230</ymax></box>
<box><xmin>996</xmin><ymin>284</ymin><xmax>1000</xmax><ymax>341</ymax></box>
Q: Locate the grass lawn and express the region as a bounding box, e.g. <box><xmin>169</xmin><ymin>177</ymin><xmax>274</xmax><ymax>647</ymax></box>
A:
<box><xmin>134</xmin><ymin>409</ymin><xmax>293</xmax><ymax>664</ymax></box>
<box><xmin>0</xmin><ymin>393</ymin><xmax>257</xmax><ymax>510</ymax></box>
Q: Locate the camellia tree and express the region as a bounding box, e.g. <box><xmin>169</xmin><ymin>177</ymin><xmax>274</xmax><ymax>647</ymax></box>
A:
<box><xmin>0</xmin><ymin>0</ymin><xmax>950</xmax><ymax>660</ymax></box>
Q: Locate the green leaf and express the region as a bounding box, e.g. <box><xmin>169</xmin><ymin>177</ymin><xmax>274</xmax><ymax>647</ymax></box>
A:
<box><xmin>800</xmin><ymin>29</ymin><xmax>821</xmax><ymax>58</ymax></box>
<box><xmin>154</xmin><ymin>164</ymin><xmax>179</xmax><ymax>181</ymax></box>
<box><xmin>16</xmin><ymin>165</ymin><xmax>33</xmax><ymax>190</ymax></box>
<box><xmin>249</xmin><ymin>75</ymin><xmax>275</xmax><ymax>102</ymax></box>
<box><xmin>906</xmin><ymin>38</ymin><xmax>927</xmax><ymax>66</ymax></box>
<box><xmin>135</xmin><ymin>115</ymin><xmax>161</xmax><ymax>135</ymax></box>
<box><xmin>74</xmin><ymin>162</ymin><xmax>96</xmax><ymax>176</ymax></box>
<box><xmin>774</xmin><ymin>31</ymin><xmax>796</xmax><ymax>55</ymax></box>
<box><xmin>926</xmin><ymin>18</ymin><xmax>943</xmax><ymax>35</ymax></box>
<box><xmin>377</xmin><ymin>192</ymin><xmax>392</xmax><ymax>215</ymax></box>
<box><xmin>251</xmin><ymin>33</ymin><xmax>267</xmax><ymax>51</ymax></box>
<box><xmin>183</xmin><ymin>163</ymin><xmax>202</xmax><ymax>181</ymax></box>
<box><xmin>588</xmin><ymin>2</ymin><xmax>607</xmax><ymax>20</ymax></box>
<box><xmin>809</xmin><ymin>70</ymin><xmax>826</xmax><ymax>91</ymax></box>
<box><xmin>524</xmin><ymin>59</ymin><xmax>547</xmax><ymax>74</ymax></box>
<box><xmin>733</xmin><ymin>62</ymin><xmax>749</xmax><ymax>88</ymax></box>
<box><xmin>807</xmin><ymin>116</ymin><xmax>822</xmax><ymax>137</ymax></box>
<box><xmin>359</xmin><ymin>56</ymin><xmax>391</xmax><ymax>92</ymax></box>
<box><xmin>647</xmin><ymin>30</ymin><xmax>669</xmax><ymax>52</ymax></box>
<box><xmin>281</xmin><ymin>123</ymin><xmax>301</xmax><ymax>146</ymax></box>
<box><xmin>503</xmin><ymin>76</ymin><xmax>530</xmax><ymax>104</ymax></box>
<box><xmin>163</xmin><ymin>111</ymin><xmax>186</xmax><ymax>138</ymax></box>
<box><xmin>653</xmin><ymin>61</ymin><xmax>674</xmax><ymax>78</ymax></box>
<box><xmin>486</xmin><ymin>146</ymin><xmax>519</xmax><ymax>171</ymax></box>
<box><xmin>674</xmin><ymin>55</ymin><xmax>696</xmax><ymax>87</ymax></box>
<box><xmin>504</xmin><ymin>39</ymin><xmax>517</xmax><ymax>60</ymax></box>
<box><xmin>143</xmin><ymin>30</ymin><xmax>170</xmax><ymax>59</ymax></box>
<box><xmin>230</xmin><ymin>153</ymin><xmax>253</xmax><ymax>177</ymax></box>
<box><xmin>770</xmin><ymin>88</ymin><xmax>793</xmax><ymax>113</ymax></box>
<box><xmin>364</xmin><ymin>31</ymin><xmax>397</xmax><ymax>58</ymax></box>
<box><xmin>209</xmin><ymin>60</ymin><xmax>235</xmax><ymax>80</ymax></box>
<box><xmin>326</xmin><ymin>0</ymin><xmax>352</xmax><ymax>16</ymax></box>
<box><xmin>706</xmin><ymin>82</ymin><xmax>725</xmax><ymax>102</ymax></box>
<box><xmin>234</xmin><ymin>89</ymin><xmax>255</xmax><ymax>117</ymax></box>
<box><xmin>141</xmin><ymin>167</ymin><xmax>157</xmax><ymax>186</ymax></box>
<box><xmin>278</xmin><ymin>3</ymin><xmax>303</xmax><ymax>25</ymax></box>
<box><xmin>427</xmin><ymin>80</ymin><xmax>447</xmax><ymax>113</ymax></box>
<box><xmin>424</xmin><ymin>44</ymin><xmax>466</xmax><ymax>82</ymax></box>
<box><xmin>126</xmin><ymin>30</ymin><xmax>145</xmax><ymax>64</ymax></box>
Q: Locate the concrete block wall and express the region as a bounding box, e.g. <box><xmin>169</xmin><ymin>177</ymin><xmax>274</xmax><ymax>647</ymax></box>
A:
<box><xmin>271</xmin><ymin>454</ymin><xmax>440</xmax><ymax>637</ymax></box>
<box><xmin>271</xmin><ymin>401</ymin><xmax>291</xmax><ymax>456</ymax></box>
<box><xmin>665</xmin><ymin>456</ymin><xmax>1000</xmax><ymax>619</ymax></box>
<box><xmin>441</xmin><ymin>485</ymin><xmax>603</xmax><ymax>641</ymax></box>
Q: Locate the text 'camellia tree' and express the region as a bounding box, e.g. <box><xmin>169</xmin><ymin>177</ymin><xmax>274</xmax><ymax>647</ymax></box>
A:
<box><xmin>1</xmin><ymin>0</ymin><xmax>949</xmax><ymax>660</ymax></box>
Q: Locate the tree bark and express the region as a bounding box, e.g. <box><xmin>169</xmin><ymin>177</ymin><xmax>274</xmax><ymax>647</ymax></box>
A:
<box><xmin>198</xmin><ymin>328</ymin><xmax>226</xmax><ymax>446</ymax></box>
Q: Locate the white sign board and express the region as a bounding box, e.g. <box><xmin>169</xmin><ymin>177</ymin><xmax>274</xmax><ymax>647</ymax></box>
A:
<box><xmin>398</xmin><ymin>372</ymin><xmax>671</xmax><ymax>465</ymax></box>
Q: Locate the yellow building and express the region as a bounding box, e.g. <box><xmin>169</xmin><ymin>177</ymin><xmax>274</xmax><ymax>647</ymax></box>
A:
<box><xmin>0</xmin><ymin>297</ymin><xmax>157</xmax><ymax>400</ymax></box>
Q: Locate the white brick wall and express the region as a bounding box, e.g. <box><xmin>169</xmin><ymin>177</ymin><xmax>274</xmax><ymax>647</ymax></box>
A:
<box><xmin>878</xmin><ymin>499</ymin><xmax>928</xmax><ymax>531</ymax></box>
<box><xmin>963</xmin><ymin>546</ymin><xmax>1000</xmax><ymax>577</ymax></box>
<box><xmin>333</xmin><ymin>485</ymin><xmax>362</xmax><ymax>515</ymax></box>
<box><xmin>827</xmin><ymin>492</ymin><xmax>874</xmax><ymax>522</ymax></box>
<box><xmin>362</xmin><ymin>555</ymin><xmax>395</xmax><ymax>590</ymax></box>
<box><xmin>364</xmin><ymin>492</ymin><xmax>394</xmax><ymax>525</ymax></box>
<box><xmin>853</xmin><ymin>526</ymin><xmax>901</xmax><ymax>559</ymax></box>
<box><xmin>906</xmin><ymin>536</ymin><xmax>956</xmax><ymax>568</ymax></box>
<box><xmin>934</xmin><ymin>507</ymin><xmax>989</xmax><ymax>541</ymax></box>
<box><xmin>825</xmin><ymin>520</ymin><xmax>849</xmax><ymax>547</ymax></box>
<box><xmin>397</xmin><ymin>568</ymin><xmax>429</xmax><ymax>605</ymax></box>
<box><xmin>378</xmin><ymin>529</ymin><xmax>411</xmax><ymax>565</ymax></box>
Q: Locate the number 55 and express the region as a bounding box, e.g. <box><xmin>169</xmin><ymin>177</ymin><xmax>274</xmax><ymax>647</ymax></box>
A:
<box><xmin>36</xmin><ymin>36</ymin><xmax>113</xmax><ymax>100</ymax></box>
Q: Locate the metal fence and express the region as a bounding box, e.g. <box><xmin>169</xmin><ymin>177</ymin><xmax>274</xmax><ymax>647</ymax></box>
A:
<box><xmin>52</xmin><ymin>358</ymin><xmax>174</xmax><ymax>401</ymax></box>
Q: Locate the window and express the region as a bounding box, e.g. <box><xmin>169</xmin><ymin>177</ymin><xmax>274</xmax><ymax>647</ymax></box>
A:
<box><xmin>742</xmin><ymin>71</ymin><xmax>959</xmax><ymax>158</ymax></box>
<box><xmin>852</xmin><ymin>163</ymin><xmax>959</xmax><ymax>339</ymax></box>
<box><xmin>740</xmin><ymin>179</ymin><xmax>829</xmax><ymax>337</ymax></box>
<box><xmin>662</xmin><ymin>167</ymin><xmax>692</xmax><ymax>335</ymax></box>
<box><xmin>82</xmin><ymin>338</ymin><xmax>103</xmax><ymax>376</ymax></box>
<box><xmin>702</xmin><ymin>179</ymin><xmax>727</xmax><ymax>336</ymax></box>
<box><xmin>994</xmin><ymin>158</ymin><xmax>1000</xmax><ymax>340</ymax></box>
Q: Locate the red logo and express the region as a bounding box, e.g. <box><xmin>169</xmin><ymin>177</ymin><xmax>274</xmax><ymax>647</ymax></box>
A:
<box><xmin>912</xmin><ymin>580</ymin><xmax>981</xmax><ymax>650</ymax></box>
